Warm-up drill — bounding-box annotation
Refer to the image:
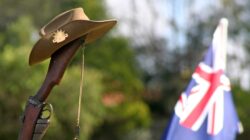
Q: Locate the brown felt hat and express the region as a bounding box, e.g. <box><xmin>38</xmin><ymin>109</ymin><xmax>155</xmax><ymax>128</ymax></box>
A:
<box><xmin>29</xmin><ymin>7</ymin><xmax>117</xmax><ymax>65</ymax></box>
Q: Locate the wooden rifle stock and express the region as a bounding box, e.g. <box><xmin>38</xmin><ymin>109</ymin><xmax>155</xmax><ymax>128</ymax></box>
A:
<box><xmin>18</xmin><ymin>38</ymin><xmax>84</xmax><ymax>140</ymax></box>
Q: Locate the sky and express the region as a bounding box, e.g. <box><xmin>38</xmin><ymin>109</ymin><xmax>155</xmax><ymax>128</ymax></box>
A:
<box><xmin>104</xmin><ymin>0</ymin><xmax>218</xmax><ymax>47</ymax></box>
<box><xmin>105</xmin><ymin>0</ymin><xmax>170</xmax><ymax>38</ymax></box>
<box><xmin>104</xmin><ymin>0</ymin><xmax>250</xmax><ymax>90</ymax></box>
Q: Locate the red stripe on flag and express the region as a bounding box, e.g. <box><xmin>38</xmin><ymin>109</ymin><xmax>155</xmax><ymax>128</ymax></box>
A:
<box><xmin>181</xmin><ymin>70</ymin><xmax>223</xmax><ymax>128</ymax></box>
<box><xmin>195</xmin><ymin>66</ymin><xmax>211</xmax><ymax>81</ymax></box>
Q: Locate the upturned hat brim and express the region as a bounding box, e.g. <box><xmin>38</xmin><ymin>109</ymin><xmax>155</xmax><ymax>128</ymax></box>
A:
<box><xmin>29</xmin><ymin>19</ymin><xmax>116</xmax><ymax>65</ymax></box>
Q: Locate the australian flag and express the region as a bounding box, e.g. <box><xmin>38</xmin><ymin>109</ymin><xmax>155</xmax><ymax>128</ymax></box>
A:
<box><xmin>162</xmin><ymin>18</ymin><xmax>243</xmax><ymax>140</ymax></box>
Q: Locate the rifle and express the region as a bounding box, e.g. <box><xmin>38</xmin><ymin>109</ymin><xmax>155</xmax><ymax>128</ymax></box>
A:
<box><xmin>18</xmin><ymin>37</ymin><xmax>85</xmax><ymax>140</ymax></box>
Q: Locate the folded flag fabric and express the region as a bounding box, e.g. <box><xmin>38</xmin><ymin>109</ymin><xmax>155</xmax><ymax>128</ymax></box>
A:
<box><xmin>162</xmin><ymin>18</ymin><xmax>243</xmax><ymax>140</ymax></box>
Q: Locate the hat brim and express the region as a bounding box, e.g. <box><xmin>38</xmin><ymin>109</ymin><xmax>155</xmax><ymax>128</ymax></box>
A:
<box><xmin>29</xmin><ymin>19</ymin><xmax>117</xmax><ymax>65</ymax></box>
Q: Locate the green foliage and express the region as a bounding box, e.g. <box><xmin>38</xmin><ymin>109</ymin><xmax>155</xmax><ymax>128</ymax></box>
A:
<box><xmin>0</xmin><ymin>45</ymin><xmax>107</xmax><ymax>140</ymax></box>
<box><xmin>84</xmin><ymin>37</ymin><xmax>150</xmax><ymax>140</ymax></box>
<box><xmin>0</xmin><ymin>1</ymin><xmax>151</xmax><ymax>140</ymax></box>
<box><xmin>0</xmin><ymin>0</ymin><xmax>107</xmax><ymax>50</ymax></box>
<box><xmin>0</xmin><ymin>44</ymin><xmax>149</xmax><ymax>140</ymax></box>
<box><xmin>85</xmin><ymin>37</ymin><xmax>143</xmax><ymax>95</ymax></box>
<box><xmin>108</xmin><ymin>101</ymin><xmax>151</xmax><ymax>131</ymax></box>
<box><xmin>232</xmin><ymin>86</ymin><xmax>250</xmax><ymax>139</ymax></box>
<box><xmin>0</xmin><ymin>45</ymin><xmax>46</xmax><ymax>139</ymax></box>
<box><xmin>46</xmin><ymin>67</ymin><xmax>106</xmax><ymax>140</ymax></box>
<box><xmin>92</xmin><ymin>101</ymin><xmax>151</xmax><ymax>140</ymax></box>
<box><xmin>1</xmin><ymin>0</ymin><xmax>250</xmax><ymax>140</ymax></box>
<box><xmin>6</xmin><ymin>16</ymin><xmax>34</xmax><ymax>46</ymax></box>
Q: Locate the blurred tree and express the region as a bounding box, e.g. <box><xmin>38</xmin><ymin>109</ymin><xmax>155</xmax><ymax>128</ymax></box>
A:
<box><xmin>115</xmin><ymin>0</ymin><xmax>250</xmax><ymax>139</ymax></box>
<box><xmin>158</xmin><ymin>1</ymin><xmax>250</xmax><ymax>140</ymax></box>
<box><xmin>0</xmin><ymin>45</ymin><xmax>107</xmax><ymax>140</ymax></box>
<box><xmin>0</xmin><ymin>45</ymin><xmax>46</xmax><ymax>139</ymax></box>
<box><xmin>84</xmin><ymin>37</ymin><xmax>151</xmax><ymax>139</ymax></box>
<box><xmin>6</xmin><ymin>16</ymin><xmax>34</xmax><ymax>47</ymax></box>
<box><xmin>0</xmin><ymin>0</ymin><xmax>151</xmax><ymax>140</ymax></box>
<box><xmin>92</xmin><ymin>101</ymin><xmax>151</xmax><ymax>140</ymax></box>
<box><xmin>4</xmin><ymin>0</ymin><xmax>250</xmax><ymax>140</ymax></box>
<box><xmin>85</xmin><ymin>37</ymin><xmax>143</xmax><ymax>95</ymax></box>
<box><xmin>0</xmin><ymin>0</ymin><xmax>107</xmax><ymax>49</ymax></box>
<box><xmin>232</xmin><ymin>86</ymin><xmax>250</xmax><ymax>140</ymax></box>
<box><xmin>47</xmin><ymin>67</ymin><xmax>106</xmax><ymax>140</ymax></box>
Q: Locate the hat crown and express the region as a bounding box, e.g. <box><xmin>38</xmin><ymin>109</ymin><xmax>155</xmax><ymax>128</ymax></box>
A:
<box><xmin>40</xmin><ymin>8</ymin><xmax>89</xmax><ymax>36</ymax></box>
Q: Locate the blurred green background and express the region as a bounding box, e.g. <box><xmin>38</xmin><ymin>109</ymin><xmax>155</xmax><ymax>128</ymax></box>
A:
<box><xmin>0</xmin><ymin>0</ymin><xmax>250</xmax><ymax>140</ymax></box>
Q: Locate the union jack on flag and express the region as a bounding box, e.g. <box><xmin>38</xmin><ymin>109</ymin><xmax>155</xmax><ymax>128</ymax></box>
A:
<box><xmin>162</xmin><ymin>18</ymin><xmax>243</xmax><ymax>140</ymax></box>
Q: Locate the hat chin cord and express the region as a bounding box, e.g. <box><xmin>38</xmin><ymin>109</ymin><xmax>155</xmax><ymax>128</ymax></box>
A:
<box><xmin>74</xmin><ymin>45</ymin><xmax>85</xmax><ymax>140</ymax></box>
